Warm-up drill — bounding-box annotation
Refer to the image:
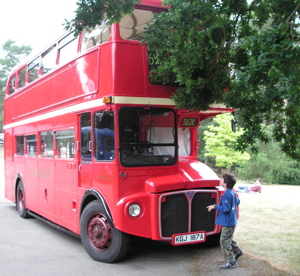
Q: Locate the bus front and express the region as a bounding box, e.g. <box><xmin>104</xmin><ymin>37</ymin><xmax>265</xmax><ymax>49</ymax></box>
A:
<box><xmin>112</xmin><ymin>104</ymin><xmax>229</xmax><ymax>246</ymax></box>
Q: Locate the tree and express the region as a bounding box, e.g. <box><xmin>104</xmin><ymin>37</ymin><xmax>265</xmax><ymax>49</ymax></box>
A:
<box><xmin>66</xmin><ymin>0</ymin><xmax>300</xmax><ymax>160</ymax></box>
<box><xmin>63</xmin><ymin>0</ymin><xmax>139</xmax><ymax>36</ymax></box>
<box><xmin>0</xmin><ymin>40</ymin><xmax>32</xmax><ymax>130</ymax></box>
<box><xmin>203</xmin><ymin>113</ymin><xmax>250</xmax><ymax>172</ymax></box>
<box><xmin>235</xmin><ymin>125</ymin><xmax>300</xmax><ymax>185</ymax></box>
<box><xmin>198</xmin><ymin>117</ymin><xmax>213</xmax><ymax>163</ymax></box>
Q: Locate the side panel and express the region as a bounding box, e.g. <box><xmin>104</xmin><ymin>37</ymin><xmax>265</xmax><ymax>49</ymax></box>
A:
<box><xmin>4</xmin><ymin>128</ymin><xmax>14</xmax><ymax>201</ymax></box>
<box><xmin>24</xmin><ymin>157</ymin><xmax>39</xmax><ymax>213</ymax></box>
<box><xmin>55</xmin><ymin>159</ymin><xmax>79</xmax><ymax>232</ymax></box>
<box><xmin>4</xmin><ymin>49</ymin><xmax>100</xmax><ymax>125</ymax></box>
<box><xmin>113</xmin><ymin>43</ymin><xmax>146</xmax><ymax>97</ymax></box>
<box><xmin>38</xmin><ymin>159</ymin><xmax>56</xmax><ymax>222</ymax></box>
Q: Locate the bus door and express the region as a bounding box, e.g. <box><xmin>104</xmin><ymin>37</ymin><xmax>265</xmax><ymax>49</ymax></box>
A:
<box><xmin>79</xmin><ymin>113</ymin><xmax>93</xmax><ymax>190</ymax></box>
<box><xmin>79</xmin><ymin>110</ymin><xmax>116</xmax><ymax>200</ymax></box>
<box><xmin>54</xmin><ymin>127</ymin><xmax>77</xmax><ymax>231</ymax></box>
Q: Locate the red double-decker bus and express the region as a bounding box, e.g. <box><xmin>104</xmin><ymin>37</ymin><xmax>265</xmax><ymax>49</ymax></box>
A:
<box><xmin>4</xmin><ymin>0</ymin><xmax>234</xmax><ymax>262</ymax></box>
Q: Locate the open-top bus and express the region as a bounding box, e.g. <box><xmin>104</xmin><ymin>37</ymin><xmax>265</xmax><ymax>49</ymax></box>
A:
<box><xmin>4</xmin><ymin>0</ymin><xmax>234</xmax><ymax>262</ymax></box>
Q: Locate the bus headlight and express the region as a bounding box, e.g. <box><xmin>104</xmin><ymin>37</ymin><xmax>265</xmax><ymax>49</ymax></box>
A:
<box><xmin>128</xmin><ymin>203</ymin><xmax>141</xmax><ymax>217</ymax></box>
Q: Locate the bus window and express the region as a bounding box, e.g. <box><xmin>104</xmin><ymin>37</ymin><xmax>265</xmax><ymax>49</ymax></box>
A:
<box><xmin>40</xmin><ymin>131</ymin><xmax>54</xmax><ymax>157</ymax></box>
<box><xmin>18</xmin><ymin>67</ymin><xmax>27</xmax><ymax>89</ymax></box>
<box><xmin>26</xmin><ymin>135</ymin><xmax>37</xmax><ymax>157</ymax></box>
<box><xmin>80</xmin><ymin>113</ymin><xmax>91</xmax><ymax>160</ymax></box>
<box><xmin>178</xmin><ymin>128</ymin><xmax>191</xmax><ymax>156</ymax></box>
<box><xmin>119</xmin><ymin>9</ymin><xmax>156</xmax><ymax>41</ymax></box>
<box><xmin>119</xmin><ymin>107</ymin><xmax>177</xmax><ymax>166</ymax></box>
<box><xmin>28</xmin><ymin>58</ymin><xmax>40</xmax><ymax>83</ymax></box>
<box><xmin>9</xmin><ymin>74</ymin><xmax>16</xmax><ymax>94</ymax></box>
<box><xmin>94</xmin><ymin>111</ymin><xmax>114</xmax><ymax>161</ymax></box>
<box><xmin>16</xmin><ymin>136</ymin><xmax>24</xmax><ymax>156</ymax></box>
<box><xmin>81</xmin><ymin>23</ymin><xmax>111</xmax><ymax>51</ymax></box>
<box><xmin>58</xmin><ymin>33</ymin><xmax>79</xmax><ymax>65</ymax></box>
<box><xmin>55</xmin><ymin>129</ymin><xmax>75</xmax><ymax>159</ymax></box>
<box><xmin>41</xmin><ymin>45</ymin><xmax>57</xmax><ymax>74</ymax></box>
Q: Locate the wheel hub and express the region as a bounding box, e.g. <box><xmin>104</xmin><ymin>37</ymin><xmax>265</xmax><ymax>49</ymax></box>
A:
<box><xmin>18</xmin><ymin>189</ymin><xmax>24</xmax><ymax>211</ymax></box>
<box><xmin>87</xmin><ymin>214</ymin><xmax>112</xmax><ymax>251</ymax></box>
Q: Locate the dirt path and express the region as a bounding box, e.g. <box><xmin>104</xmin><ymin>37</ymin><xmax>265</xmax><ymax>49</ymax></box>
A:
<box><xmin>188</xmin><ymin>246</ymin><xmax>292</xmax><ymax>275</ymax></box>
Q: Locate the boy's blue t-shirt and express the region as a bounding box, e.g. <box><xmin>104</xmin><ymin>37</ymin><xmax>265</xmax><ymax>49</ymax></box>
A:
<box><xmin>215</xmin><ymin>189</ymin><xmax>240</xmax><ymax>227</ymax></box>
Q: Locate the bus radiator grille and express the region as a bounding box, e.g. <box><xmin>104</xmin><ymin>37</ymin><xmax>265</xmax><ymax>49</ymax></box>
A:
<box><xmin>160</xmin><ymin>192</ymin><xmax>216</xmax><ymax>238</ymax></box>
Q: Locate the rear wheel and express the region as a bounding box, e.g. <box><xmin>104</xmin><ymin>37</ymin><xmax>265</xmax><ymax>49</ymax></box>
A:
<box><xmin>16</xmin><ymin>181</ymin><xmax>31</xmax><ymax>218</ymax></box>
<box><xmin>80</xmin><ymin>200</ymin><xmax>131</xmax><ymax>263</ymax></box>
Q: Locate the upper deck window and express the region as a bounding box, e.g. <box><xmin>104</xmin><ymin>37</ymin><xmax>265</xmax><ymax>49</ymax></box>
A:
<box><xmin>41</xmin><ymin>45</ymin><xmax>57</xmax><ymax>74</ymax></box>
<box><xmin>18</xmin><ymin>67</ymin><xmax>27</xmax><ymax>89</ymax></box>
<box><xmin>120</xmin><ymin>9</ymin><xmax>156</xmax><ymax>41</ymax></box>
<box><xmin>81</xmin><ymin>21</ymin><xmax>111</xmax><ymax>51</ymax></box>
<box><xmin>58</xmin><ymin>33</ymin><xmax>79</xmax><ymax>65</ymax></box>
<box><xmin>28</xmin><ymin>58</ymin><xmax>39</xmax><ymax>83</ymax></box>
<box><xmin>8</xmin><ymin>74</ymin><xmax>16</xmax><ymax>94</ymax></box>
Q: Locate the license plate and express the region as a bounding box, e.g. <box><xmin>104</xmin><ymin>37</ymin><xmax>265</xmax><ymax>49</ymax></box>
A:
<box><xmin>171</xmin><ymin>232</ymin><xmax>206</xmax><ymax>246</ymax></box>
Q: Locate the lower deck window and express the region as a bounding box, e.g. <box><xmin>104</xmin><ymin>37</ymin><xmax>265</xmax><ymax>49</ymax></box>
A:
<box><xmin>55</xmin><ymin>129</ymin><xmax>75</xmax><ymax>158</ymax></box>
<box><xmin>40</xmin><ymin>131</ymin><xmax>54</xmax><ymax>157</ymax></box>
<box><xmin>26</xmin><ymin>135</ymin><xmax>37</xmax><ymax>157</ymax></box>
<box><xmin>16</xmin><ymin>136</ymin><xmax>24</xmax><ymax>156</ymax></box>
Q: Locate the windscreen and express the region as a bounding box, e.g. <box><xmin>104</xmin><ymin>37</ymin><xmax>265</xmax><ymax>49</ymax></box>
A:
<box><xmin>119</xmin><ymin>107</ymin><xmax>177</xmax><ymax>166</ymax></box>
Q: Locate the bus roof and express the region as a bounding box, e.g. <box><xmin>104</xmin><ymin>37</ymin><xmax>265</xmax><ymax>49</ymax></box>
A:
<box><xmin>8</xmin><ymin>0</ymin><xmax>167</xmax><ymax>75</ymax></box>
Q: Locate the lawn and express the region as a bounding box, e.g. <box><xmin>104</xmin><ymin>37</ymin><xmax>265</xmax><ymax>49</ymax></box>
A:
<box><xmin>234</xmin><ymin>184</ymin><xmax>300</xmax><ymax>276</ymax></box>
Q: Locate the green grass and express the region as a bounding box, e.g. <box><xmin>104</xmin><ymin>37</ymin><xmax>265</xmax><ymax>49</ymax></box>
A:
<box><xmin>234</xmin><ymin>184</ymin><xmax>300</xmax><ymax>275</ymax></box>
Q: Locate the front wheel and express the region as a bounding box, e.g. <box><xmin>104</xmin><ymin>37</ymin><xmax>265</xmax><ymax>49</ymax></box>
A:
<box><xmin>16</xmin><ymin>181</ymin><xmax>31</xmax><ymax>218</ymax></box>
<box><xmin>206</xmin><ymin>232</ymin><xmax>221</xmax><ymax>246</ymax></box>
<box><xmin>80</xmin><ymin>200</ymin><xmax>131</xmax><ymax>263</ymax></box>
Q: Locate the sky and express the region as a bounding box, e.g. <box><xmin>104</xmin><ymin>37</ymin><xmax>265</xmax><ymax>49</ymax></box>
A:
<box><xmin>0</xmin><ymin>0</ymin><xmax>78</xmax><ymax>55</ymax></box>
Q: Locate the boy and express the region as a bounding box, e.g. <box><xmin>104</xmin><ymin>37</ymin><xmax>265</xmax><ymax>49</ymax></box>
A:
<box><xmin>207</xmin><ymin>174</ymin><xmax>243</xmax><ymax>269</ymax></box>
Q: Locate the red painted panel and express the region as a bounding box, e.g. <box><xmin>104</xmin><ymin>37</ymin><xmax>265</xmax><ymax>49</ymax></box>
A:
<box><xmin>38</xmin><ymin>159</ymin><xmax>56</xmax><ymax>221</ymax></box>
<box><xmin>24</xmin><ymin>158</ymin><xmax>39</xmax><ymax>212</ymax></box>
<box><xmin>179</xmin><ymin>159</ymin><xmax>220</xmax><ymax>189</ymax></box>
<box><xmin>54</xmin><ymin>159</ymin><xmax>78</xmax><ymax>231</ymax></box>
<box><xmin>145</xmin><ymin>174</ymin><xmax>186</xmax><ymax>193</ymax></box>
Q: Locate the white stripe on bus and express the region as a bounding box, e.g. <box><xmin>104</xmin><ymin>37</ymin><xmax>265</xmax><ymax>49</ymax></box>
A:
<box><xmin>3</xmin><ymin>96</ymin><xmax>228</xmax><ymax>129</ymax></box>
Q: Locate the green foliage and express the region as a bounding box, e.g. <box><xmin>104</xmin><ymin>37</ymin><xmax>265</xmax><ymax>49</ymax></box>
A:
<box><xmin>0</xmin><ymin>40</ymin><xmax>32</xmax><ymax>130</ymax></box>
<box><xmin>143</xmin><ymin>0</ymin><xmax>234</xmax><ymax>111</ymax></box>
<box><xmin>235</xmin><ymin>125</ymin><xmax>300</xmax><ymax>185</ymax></box>
<box><xmin>143</xmin><ymin>0</ymin><xmax>300</xmax><ymax>161</ymax></box>
<box><xmin>203</xmin><ymin>113</ymin><xmax>250</xmax><ymax>169</ymax></box>
<box><xmin>198</xmin><ymin>117</ymin><xmax>213</xmax><ymax>162</ymax></box>
<box><xmin>68</xmin><ymin>0</ymin><xmax>300</xmax><ymax>161</ymax></box>
<box><xmin>64</xmin><ymin>0</ymin><xmax>140</xmax><ymax>36</ymax></box>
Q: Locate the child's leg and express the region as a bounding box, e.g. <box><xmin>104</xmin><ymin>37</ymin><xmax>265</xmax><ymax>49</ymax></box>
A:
<box><xmin>220</xmin><ymin>226</ymin><xmax>236</xmax><ymax>263</ymax></box>
<box><xmin>231</xmin><ymin>239</ymin><xmax>242</xmax><ymax>255</ymax></box>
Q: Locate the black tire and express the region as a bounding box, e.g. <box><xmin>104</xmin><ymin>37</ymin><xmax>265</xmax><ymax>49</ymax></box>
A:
<box><xmin>206</xmin><ymin>232</ymin><xmax>221</xmax><ymax>246</ymax></box>
<box><xmin>80</xmin><ymin>200</ymin><xmax>131</xmax><ymax>263</ymax></box>
<box><xmin>16</xmin><ymin>181</ymin><xmax>31</xmax><ymax>218</ymax></box>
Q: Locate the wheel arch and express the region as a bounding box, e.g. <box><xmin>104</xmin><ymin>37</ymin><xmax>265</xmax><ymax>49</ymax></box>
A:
<box><xmin>80</xmin><ymin>189</ymin><xmax>113</xmax><ymax>223</ymax></box>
